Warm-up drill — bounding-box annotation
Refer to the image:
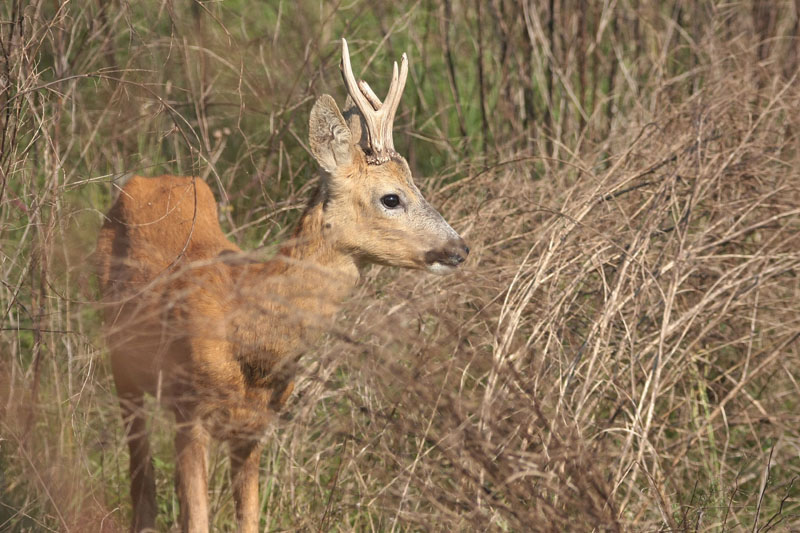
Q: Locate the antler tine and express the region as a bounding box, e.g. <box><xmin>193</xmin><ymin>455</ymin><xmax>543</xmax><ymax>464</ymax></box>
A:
<box><xmin>340</xmin><ymin>39</ymin><xmax>371</xmax><ymax>113</ymax></box>
<box><xmin>357</xmin><ymin>80</ymin><xmax>382</xmax><ymax>111</ymax></box>
<box><xmin>340</xmin><ymin>37</ymin><xmax>408</xmax><ymax>162</ymax></box>
<box><xmin>341</xmin><ymin>39</ymin><xmax>382</xmax><ymax>149</ymax></box>
<box><xmin>382</xmin><ymin>53</ymin><xmax>408</xmax><ymax>152</ymax></box>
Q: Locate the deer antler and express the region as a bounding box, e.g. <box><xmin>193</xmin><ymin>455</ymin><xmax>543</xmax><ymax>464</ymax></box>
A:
<box><xmin>340</xmin><ymin>38</ymin><xmax>408</xmax><ymax>165</ymax></box>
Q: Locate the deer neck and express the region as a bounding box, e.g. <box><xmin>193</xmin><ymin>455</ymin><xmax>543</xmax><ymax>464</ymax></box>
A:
<box><xmin>274</xmin><ymin>198</ymin><xmax>361</xmax><ymax>302</ymax></box>
<box><xmin>233</xmin><ymin>198</ymin><xmax>359</xmax><ymax>341</ymax></box>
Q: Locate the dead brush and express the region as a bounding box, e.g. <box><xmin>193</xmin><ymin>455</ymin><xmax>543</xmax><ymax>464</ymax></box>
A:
<box><xmin>295</xmin><ymin>42</ymin><xmax>800</xmax><ymax>533</ymax></box>
<box><xmin>2</xmin><ymin>1</ymin><xmax>800</xmax><ymax>531</ymax></box>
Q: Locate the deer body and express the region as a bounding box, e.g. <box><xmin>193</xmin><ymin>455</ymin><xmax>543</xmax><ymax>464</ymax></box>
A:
<box><xmin>96</xmin><ymin>39</ymin><xmax>467</xmax><ymax>532</ymax></box>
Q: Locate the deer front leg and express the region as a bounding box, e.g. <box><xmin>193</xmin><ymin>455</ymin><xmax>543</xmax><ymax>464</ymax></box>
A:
<box><xmin>229</xmin><ymin>438</ymin><xmax>263</xmax><ymax>533</ymax></box>
<box><xmin>174</xmin><ymin>418</ymin><xmax>210</xmax><ymax>533</ymax></box>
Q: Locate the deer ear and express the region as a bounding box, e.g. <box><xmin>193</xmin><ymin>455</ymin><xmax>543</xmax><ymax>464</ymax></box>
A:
<box><xmin>309</xmin><ymin>95</ymin><xmax>353</xmax><ymax>173</ymax></box>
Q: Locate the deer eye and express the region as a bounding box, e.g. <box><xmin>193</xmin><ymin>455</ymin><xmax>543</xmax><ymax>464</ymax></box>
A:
<box><xmin>380</xmin><ymin>194</ymin><xmax>401</xmax><ymax>209</ymax></box>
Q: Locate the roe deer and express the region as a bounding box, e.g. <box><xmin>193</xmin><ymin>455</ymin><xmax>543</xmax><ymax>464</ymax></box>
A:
<box><xmin>95</xmin><ymin>38</ymin><xmax>468</xmax><ymax>533</ymax></box>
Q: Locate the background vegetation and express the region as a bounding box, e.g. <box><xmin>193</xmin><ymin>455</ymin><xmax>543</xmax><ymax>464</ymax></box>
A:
<box><xmin>2</xmin><ymin>0</ymin><xmax>800</xmax><ymax>530</ymax></box>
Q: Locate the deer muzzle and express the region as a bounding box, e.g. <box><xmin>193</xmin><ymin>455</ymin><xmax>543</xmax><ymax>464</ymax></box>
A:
<box><xmin>424</xmin><ymin>237</ymin><xmax>470</xmax><ymax>274</ymax></box>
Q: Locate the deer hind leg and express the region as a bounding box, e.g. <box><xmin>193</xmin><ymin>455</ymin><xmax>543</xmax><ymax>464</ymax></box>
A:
<box><xmin>119</xmin><ymin>394</ymin><xmax>157</xmax><ymax>532</ymax></box>
<box><xmin>229</xmin><ymin>438</ymin><xmax>264</xmax><ymax>533</ymax></box>
<box><xmin>174</xmin><ymin>415</ymin><xmax>210</xmax><ymax>533</ymax></box>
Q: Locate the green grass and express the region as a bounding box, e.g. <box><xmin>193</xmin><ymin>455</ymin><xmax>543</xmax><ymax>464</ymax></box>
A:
<box><xmin>3</xmin><ymin>0</ymin><xmax>800</xmax><ymax>531</ymax></box>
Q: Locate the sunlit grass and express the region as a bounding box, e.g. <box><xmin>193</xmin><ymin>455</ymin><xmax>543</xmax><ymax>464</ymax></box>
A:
<box><xmin>2</xmin><ymin>1</ymin><xmax>800</xmax><ymax>531</ymax></box>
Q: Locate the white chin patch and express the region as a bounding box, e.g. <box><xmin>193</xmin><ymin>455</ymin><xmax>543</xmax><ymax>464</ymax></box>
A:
<box><xmin>426</xmin><ymin>262</ymin><xmax>458</xmax><ymax>275</ymax></box>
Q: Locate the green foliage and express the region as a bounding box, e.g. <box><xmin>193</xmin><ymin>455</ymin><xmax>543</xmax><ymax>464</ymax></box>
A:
<box><xmin>2</xmin><ymin>0</ymin><xmax>800</xmax><ymax>531</ymax></box>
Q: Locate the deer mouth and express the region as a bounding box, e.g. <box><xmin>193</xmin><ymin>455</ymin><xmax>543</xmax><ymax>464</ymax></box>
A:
<box><xmin>426</xmin><ymin>261</ymin><xmax>460</xmax><ymax>275</ymax></box>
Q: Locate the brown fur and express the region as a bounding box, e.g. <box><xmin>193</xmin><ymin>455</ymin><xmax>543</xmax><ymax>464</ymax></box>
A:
<box><xmin>96</xmin><ymin>46</ymin><xmax>467</xmax><ymax>533</ymax></box>
<box><xmin>97</xmin><ymin>176</ymin><xmax>359</xmax><ymax>531</ymax></box>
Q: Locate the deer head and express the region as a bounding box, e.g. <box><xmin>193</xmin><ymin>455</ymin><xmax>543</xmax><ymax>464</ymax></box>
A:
<box><xmin>308</xmin><ymin>38</ymin><xmax>469</xmax><ymax>274</ymax></box>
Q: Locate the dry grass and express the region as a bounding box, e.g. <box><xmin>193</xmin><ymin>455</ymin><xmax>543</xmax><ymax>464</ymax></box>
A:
<box><xmin>2</xmin><ymin>1</ymin><xmax>800</xmax><ymax>531</ymax></box>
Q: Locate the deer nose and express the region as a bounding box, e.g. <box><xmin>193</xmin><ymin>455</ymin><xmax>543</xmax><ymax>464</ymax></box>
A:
<box><xmin>423</xmin><ymin>237</ymin><xmax>469</xmax><ymax>274</ymax></box>
<box><xmin>452</xmin><ymin>239</ymin><xmax>469</xmax><ymax>264</ymax></box>
<box><xmin>424</xmin><ymin>237</ymin><xmax>469</xmax><ymax>269</ymax></box>
<box><xmin>447</xmin><ymin>238</ymin><xmax>470</xmax><ymax>265</ymax></box>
